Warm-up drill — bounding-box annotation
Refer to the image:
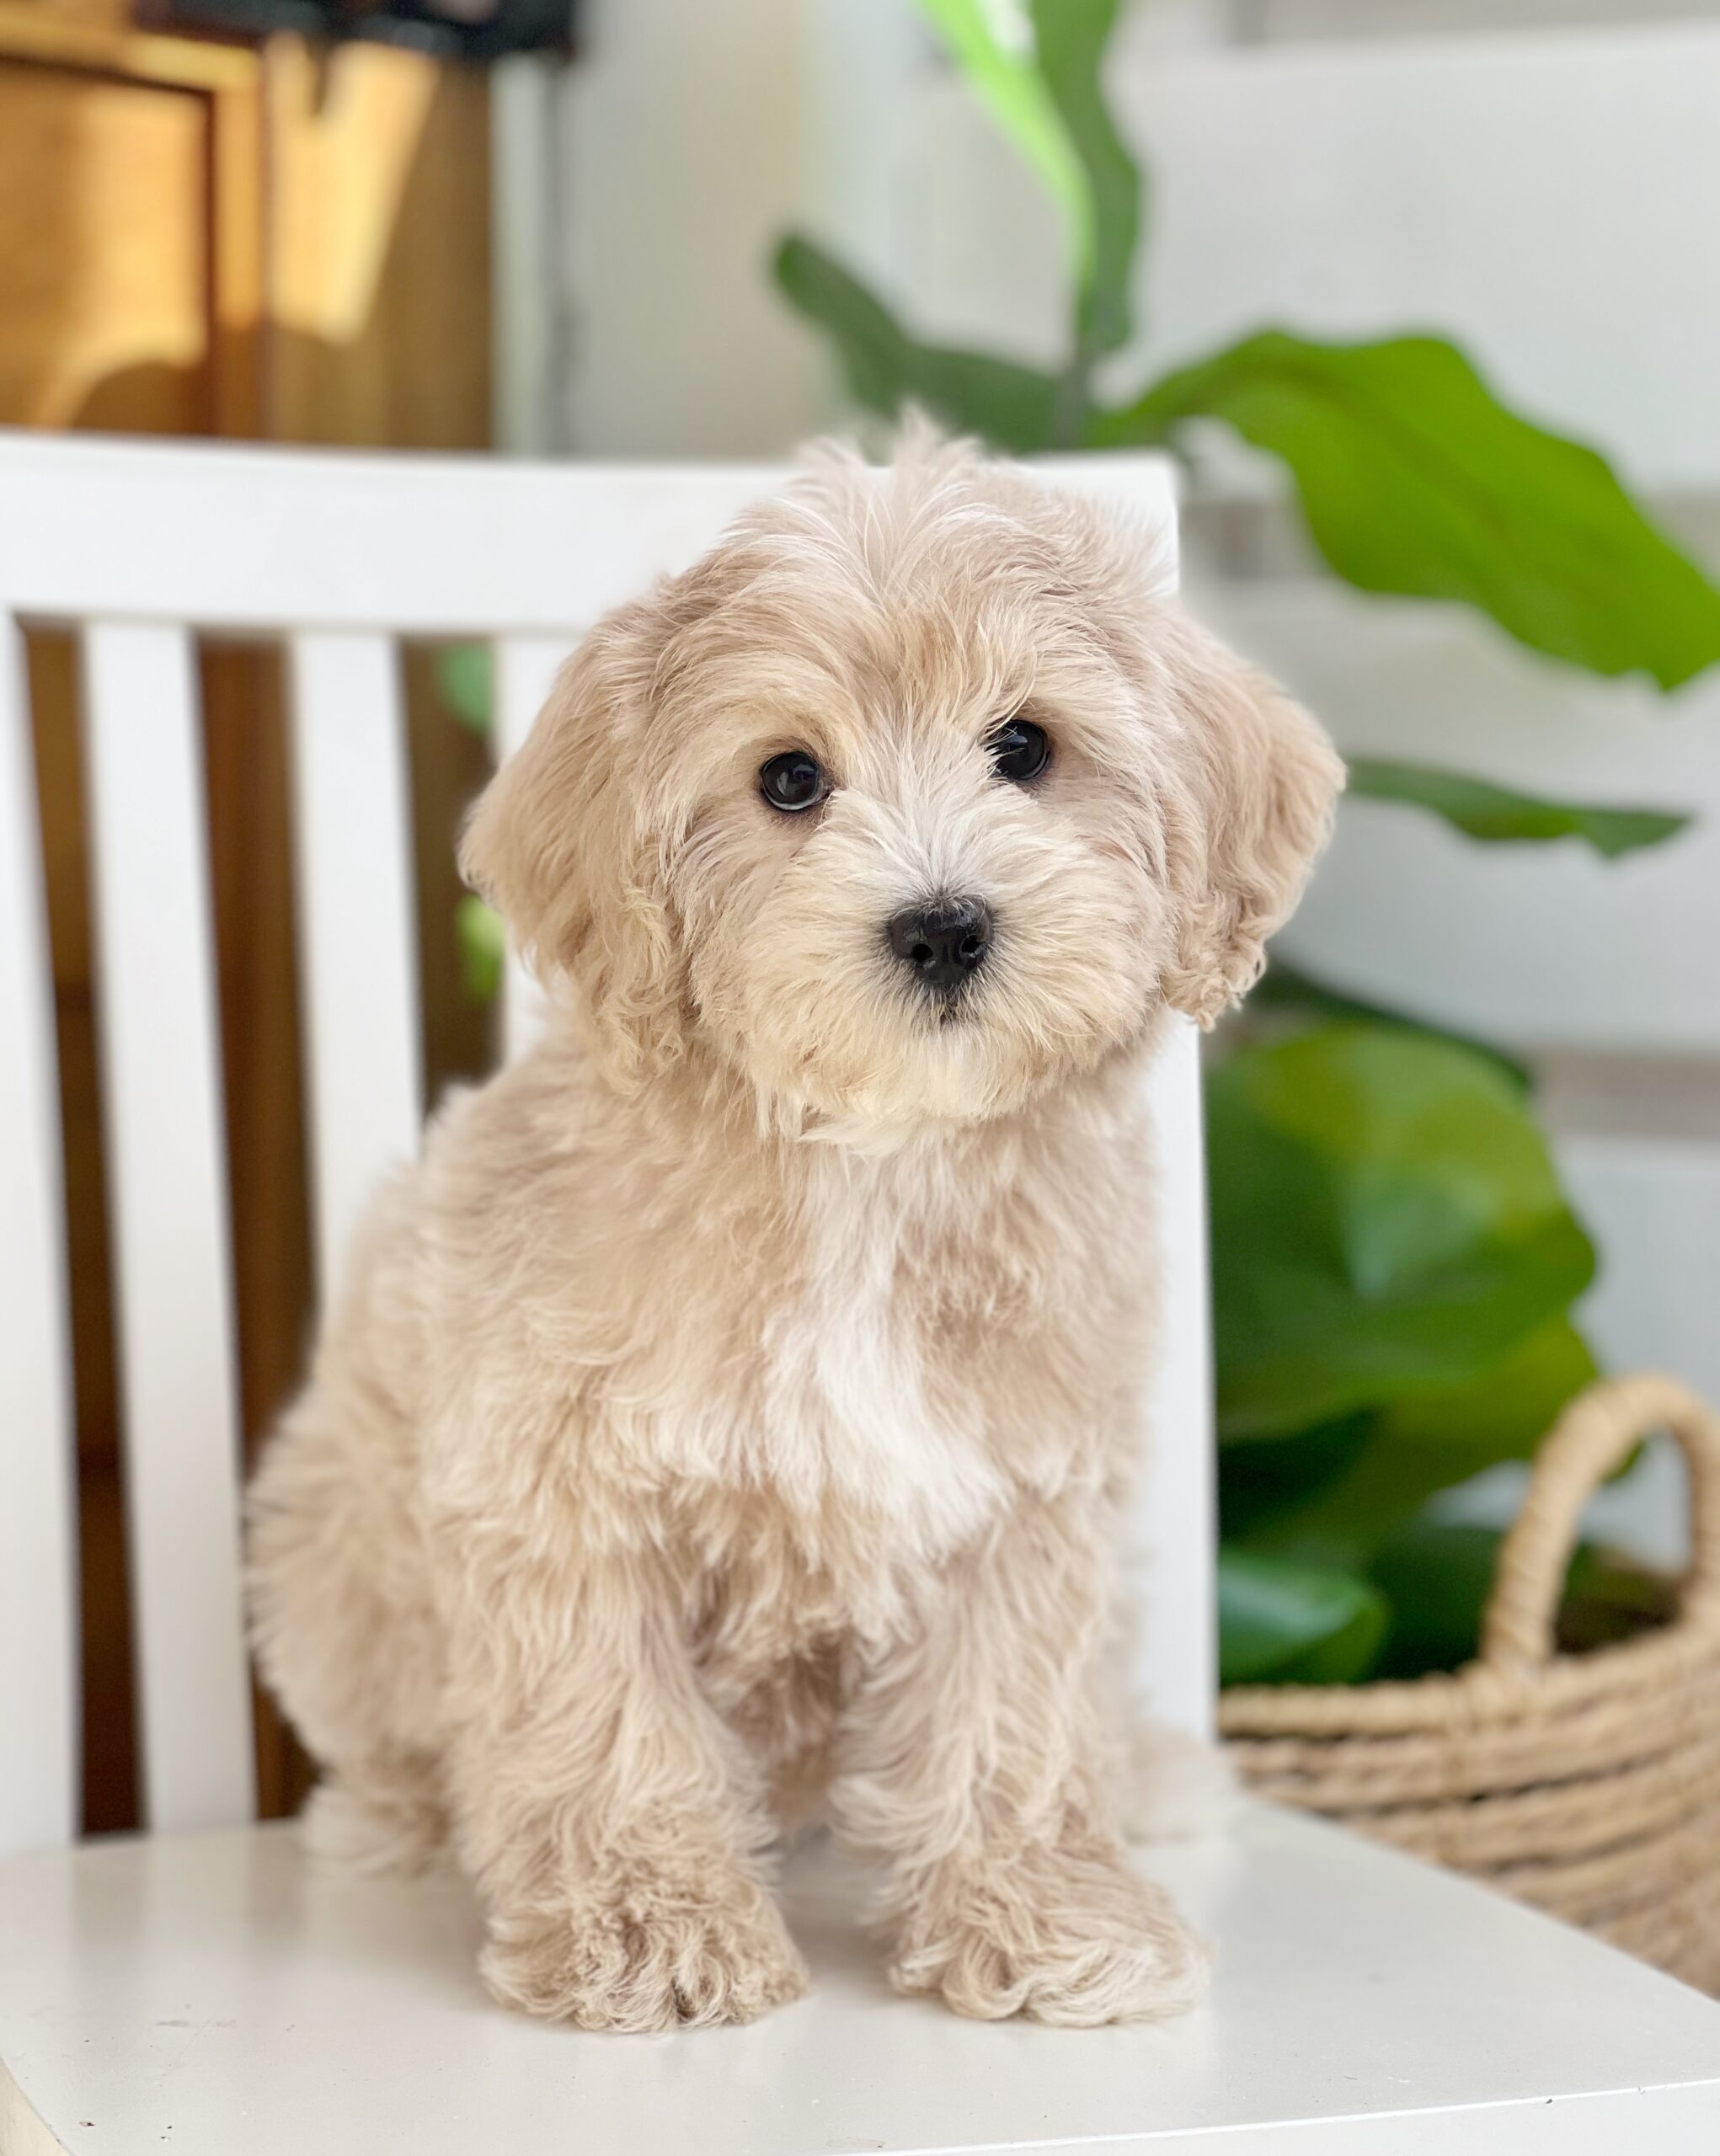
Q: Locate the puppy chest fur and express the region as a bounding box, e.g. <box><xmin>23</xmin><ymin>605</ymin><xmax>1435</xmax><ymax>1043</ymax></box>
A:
<box><xmin>423</xmin><ymin>1034</ymin><xmax>1155</xmax><ymax>1606</ymax></box>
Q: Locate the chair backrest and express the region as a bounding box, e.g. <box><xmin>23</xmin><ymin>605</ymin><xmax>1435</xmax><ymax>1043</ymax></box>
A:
<box><xmin>0</xmin><ymin>430</ymin><xmax>1209</xmax><ymax>1857</ymax></box>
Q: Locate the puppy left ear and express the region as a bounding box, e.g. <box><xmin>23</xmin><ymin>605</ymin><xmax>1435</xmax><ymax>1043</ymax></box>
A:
<box><xmin>1157</xmin><ymin>613</ymin><xmax>1345</xmax><ymax>1027</ymax></box>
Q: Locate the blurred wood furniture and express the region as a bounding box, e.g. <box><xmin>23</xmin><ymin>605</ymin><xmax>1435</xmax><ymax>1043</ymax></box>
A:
<box><xmin>0</xmin><ymin>0</ymin><xmax>490</xmax><ymax>444</ymax></box>
<box><xmin>4</xmin><ymin>431</ymin><xmax>1720</xmax><ymax>2154</ymax></box>
<box><xmin>0</xmin><ymin>0</ymin><xmax>492</xmax><ymax>1830</ymax></box>
<box><xmin>0</xmin><ymin>3</ymin><xmax>261</xmax><ymax>436</ymax></box>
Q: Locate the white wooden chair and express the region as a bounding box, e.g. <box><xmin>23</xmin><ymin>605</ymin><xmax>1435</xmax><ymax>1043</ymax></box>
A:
<box><xmin>3</xmin><ymin>429</ymin><xmax>1718</xmax><ymax>2156</ymax></box>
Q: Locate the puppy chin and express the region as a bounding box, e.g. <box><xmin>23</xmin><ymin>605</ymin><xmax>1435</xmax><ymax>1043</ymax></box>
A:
<box><xmin>745</xmin><ymin>997</ymin><xmax>1122</xmax><ymax>1151</ymax></box>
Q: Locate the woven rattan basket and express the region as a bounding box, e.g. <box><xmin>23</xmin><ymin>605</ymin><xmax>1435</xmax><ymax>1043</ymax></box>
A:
<box><xmin>1220</xmin><ymin>1372</ymin><xmax>1720</xmax><ymax>1992</ymax></box>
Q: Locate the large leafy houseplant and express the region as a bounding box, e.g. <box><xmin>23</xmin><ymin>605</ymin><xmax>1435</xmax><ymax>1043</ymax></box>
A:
<box><xmin>772</xmin><ymin>0</ymin><xmax>1714</xmax><ymax>1684</ymax></box>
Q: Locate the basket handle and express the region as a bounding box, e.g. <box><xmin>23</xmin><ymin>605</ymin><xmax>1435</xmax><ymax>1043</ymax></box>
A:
<box><xmin>1480</xmin><ymin>1371</ymin><xmax>1720</xmax><ymax>1669</ymax></box>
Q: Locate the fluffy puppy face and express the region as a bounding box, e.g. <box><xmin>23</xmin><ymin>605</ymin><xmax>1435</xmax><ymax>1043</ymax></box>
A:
<box><xmin>462</xmin><ymin>439</ymin><xmax>1343</xmax><ymax>1134</ymax></box>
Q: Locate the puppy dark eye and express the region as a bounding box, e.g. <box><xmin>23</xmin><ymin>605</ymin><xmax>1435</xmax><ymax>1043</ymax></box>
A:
<box><xmin>987</xmin><ymin>716</ymin><xmax>1050</xmax><ymax>784</ymax></box>
<box><xmin>759</xmin><ymin>750</ymin><xmax>827</xmax><ymax>814</ymax></box>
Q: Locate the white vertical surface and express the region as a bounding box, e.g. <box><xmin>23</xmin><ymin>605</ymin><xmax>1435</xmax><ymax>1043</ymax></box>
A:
<box><xmin>1136</xmin><ymin>1017</ymin><xmax>1217</xmax><ymax>1740</ymax></box>
<box><xmin>0</xmin><ymin>616</ymin><xmax>80</xmax><ymax>1854</ymax></box>
<box><xmin>559</xmin><ymin>0</ymin><xmax>825</xmax><ymax>455</ymax></box>
<box><xmin>493</xmin><ymin>633</ymin><xmax>568</xmax><ymax>1064</ymax></box>
<box><xmin>81</xmin><ymin>623</ymin><xmax>255</xmax><ymax>1833</ymax></box>
<box><xmin>1052</xmin><ymin>457</ymin><xmax>1215</xmax><ymax>1734</ymax></box>
<box><xmin>287</xmin><ymin>633</ymin><xmax>423</xmax><ymax>1305</ymax></box>
<box><xmin>492</xmin><ymin>57</ymin><xmax>568</xmax><ymax>457</ymax></box>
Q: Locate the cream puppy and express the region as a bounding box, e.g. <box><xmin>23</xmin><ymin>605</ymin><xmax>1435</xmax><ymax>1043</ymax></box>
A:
<box><xmin>248</xmin><ymin>435</ymin><xmax>1341</xmax><ymax>2032</ymax></box>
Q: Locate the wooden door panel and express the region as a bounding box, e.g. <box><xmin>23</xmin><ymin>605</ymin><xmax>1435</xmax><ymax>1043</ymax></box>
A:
<box><xmin>0</xmin><ymin>61</ymin><xmax>213</xmax><ymax>432</ymax></box>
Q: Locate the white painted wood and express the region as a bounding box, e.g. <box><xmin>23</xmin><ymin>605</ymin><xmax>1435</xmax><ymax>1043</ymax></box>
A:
<box><xmin>0</xmin><ymin>616</ymin><xmax>80</xmax><ymax>1856</ymax></box>
<box><xmin>4</xmin><ymin>1810</ymin><xmax>1720</xmax><ymax>2153</ymax></box>
<box><xmin>493</xmin><ymin>634</ymin><xmax>567</xmax><ymax>765</ymax></box>
<box><xmin>80</xmin><ymin>623</ymin><xmax>255</xmax><ymax>1833</ymax></box>
<box><xmin>1137</xmin><ymin>1018</ymin><xmax>1216</xmax><ymax>1740</ymax></box>
<box><xmin>493</xmin><ymin>634</ymin><xmax>568</xmax><ymax>1061</ymax></box>
<box><xmin>0</xmin><ymin>433</ymin><xmax>1179</xmax><ymax>640</ymax></box>
<box><xmin>0</xmin><ymin>430</ymin><xmax>776</xmax><ymax>636</ymax></box>
<box><xmin>288</xmin><ymin>634</ymin><xmax>424</xmax><ymax>1303</ymax></box>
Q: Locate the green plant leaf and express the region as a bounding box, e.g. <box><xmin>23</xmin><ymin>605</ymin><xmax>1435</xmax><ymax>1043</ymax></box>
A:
<box><xmin>1219</xmin><ymin>1412</ymin><xmax>1375</xmax><ymax>1544</ymax></box>
<box><xmin>455</xmin><ymin>894</ymin><xmax>505</xmax><ymax>1006</ymax></box>
<box><xmin>437</xmin><ymin>643</ymin><xmax>493</xmax><ymax>738</ymax></box>
<box><xmin>1361</xmin><ymin>1518</ymin><xmax>1674</xmax><ymax>1680</ymax></box>
<box><xmin>1226</xmin><ymin>1317</ymin><xmax>1600</xmax><ymax>1566</ymax></box>
<box><xmin>915</xmin><ymin>0</ymin><xmax>1138</xmax><ymax>366</ymax></box>
<box><xmin>1250</xmin><ymin>1518</ymin><xmax>1680</xmax><ymax>1681</ymax></box>
<box><xmin>1207</xmin><ymin>1022</ymin><xmax>1594</xmax><ymax>1442</ymax></box>
<box><xmin>1091</xmin><ymin>329</ymin><xmax>1720</xmax><ymax>687</ymax></box>
<box><xmin>1251</xmin><ymin>956</ymin><xmax>1531</xmax><ymax>1091</ymax></box>
<box><xmin>1219</xmin><ymin>1547</ymin><xmax>1389</xmax><ymax>1687</ymax></box>
<box><xmin>1028</xmin><ymin>0</ymin><xmax>1139</xmax><ymax>359</ymax></box>
<box><xmin>773</xmin><ymin>235</ymin><xmax>1064</xmax><ymax>451</ymax></box>
<box><xmin>916</xmin><ymin>1</ymin><xmax>1089</xmax><ymax>255</ymax></box>
<box><xmin>1348</xmin><ymin>758</ymin><xmax>1692</xmax><ymax>857</ymax></box>
<box><xmin>1370</xmin><ymin>1314</ymin><xmax>1600</xmax><ymax>1464</ymax></box>
<box><xmin>1363</xmin><ymin>1518</ymin><xmax>1508</xmax><ymax>1680</ymax></box>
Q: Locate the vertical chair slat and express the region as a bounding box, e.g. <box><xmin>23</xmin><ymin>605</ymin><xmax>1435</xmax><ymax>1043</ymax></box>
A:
<box><xmin>1135</xmin><ymin>1016</ymin><xmax>1216</xmax><ymax>1742</ymax></box>
<box><xmin>0</xmin><ymin>616</ymin><xmax>80</xmax><ymax>1854</ymax></box>
<box><xmin>494</xmin><ymin>634</ymin><xmax>569</xmax><ymax>1063</ymax></box>
<box><xmin>82</xmin><ymin>622</ymin><xmax>256</xmax><ymax>1833</ymax></box>
<box><xmin>287</xmin><ymin>633</ymin><xmax>423</xmax><ymax>1304</ymax></box>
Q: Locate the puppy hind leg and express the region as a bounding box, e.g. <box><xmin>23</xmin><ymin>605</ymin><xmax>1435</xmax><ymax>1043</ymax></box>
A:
<box><xmin>302</xmin><ymin>1750</ymin><xmax>449</xmax><ymax>1876</ymax></box>
<box><xmin>248</xmin><ymin>1367</ymin><xmax>448</xmax><ymax>1864</ymax></box>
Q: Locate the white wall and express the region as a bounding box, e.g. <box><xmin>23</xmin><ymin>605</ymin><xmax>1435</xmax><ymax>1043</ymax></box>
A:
<box><xmin>1237</xmin><ymin>0</ymin><xmax>1720</xmax><ymax>37</ymax></box>
<box><xmin>531</xmin><ymin>0</ymin><xmax>832</xmax><ymax>456</ymax></box>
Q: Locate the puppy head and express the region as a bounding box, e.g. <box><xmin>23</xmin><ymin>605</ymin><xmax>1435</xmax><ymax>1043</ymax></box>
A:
<box><xmin>462</xmin><ymin>435</ymin><xmax>1342</xmax><ymax>1132</ymax></box>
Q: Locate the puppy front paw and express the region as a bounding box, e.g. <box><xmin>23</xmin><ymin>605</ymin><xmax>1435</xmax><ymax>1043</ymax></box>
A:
<box><xmin>890</xmin><ymin>1836</ymin><xmax>1209</xmax><ymax>2026</ymax></box>
<box><xmin>480</xmin><ymin>1863</ymin><xmax>809</xmax><ymax>2031</ymax></box>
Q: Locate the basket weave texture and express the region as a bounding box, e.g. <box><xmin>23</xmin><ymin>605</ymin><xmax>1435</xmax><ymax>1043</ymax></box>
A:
<box><xmin>1220</xmin><ymin>1373</ymin><xmax>1720</xmax><ymax>1993</ymax></box>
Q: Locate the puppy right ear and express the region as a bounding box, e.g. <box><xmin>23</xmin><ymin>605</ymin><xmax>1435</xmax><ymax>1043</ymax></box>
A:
<box><xmin>459</xmin><ymin>594</ymin><xmax>685</xmax><ymax>1089</ymax></box>
<box><xmin>1156</xmin><ymin>613</ymin><xmax>1344</xmax><ymax>1027</ymax></box>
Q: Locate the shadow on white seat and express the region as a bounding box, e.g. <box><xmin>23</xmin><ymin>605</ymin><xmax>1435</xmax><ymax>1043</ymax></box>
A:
<box><xmin>6</xmin><ymin>1811</ymin><xmax>1720</xmax><ymax>2154</ymax></box>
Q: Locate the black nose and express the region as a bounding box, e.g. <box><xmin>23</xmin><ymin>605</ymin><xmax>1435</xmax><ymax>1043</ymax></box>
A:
<box><xmin>888</xmin><ymin>897</ymin><xmax>992</xmax><ymax>993</ymax></box>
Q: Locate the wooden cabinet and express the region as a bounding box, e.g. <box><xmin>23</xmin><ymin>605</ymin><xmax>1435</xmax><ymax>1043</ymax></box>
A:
<box><xmin>0</xmin><ymin>1</ymin><xmax>490</xmax><ymax>447</ymax></box>
<box><xmin>0</xmin><ymin>7</ymin><xmax>263</xmax><ymax>435</ymax></box>
<box><xmin>1</xmin><ymin>0</ymin><xmax>494</xmax><ymax>1832</ymax></box>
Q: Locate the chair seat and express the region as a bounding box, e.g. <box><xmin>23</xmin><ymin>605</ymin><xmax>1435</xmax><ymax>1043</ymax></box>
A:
<box><xmin>3</xmin><ymin>1806</ymin><xmax>1719</xmax><ymax>2155</ymax></box>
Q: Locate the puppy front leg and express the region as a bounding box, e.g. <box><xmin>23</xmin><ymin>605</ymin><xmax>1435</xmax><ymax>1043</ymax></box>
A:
<box><xmin>440</xmin><ymin>1535</ymin><xmax>807</xmax><ymax>2031</ymax></box>
<box><xmin>832</xmin><ymin>1496</ymin><xmax>1209</xmax><ymax>2025</ymax></box>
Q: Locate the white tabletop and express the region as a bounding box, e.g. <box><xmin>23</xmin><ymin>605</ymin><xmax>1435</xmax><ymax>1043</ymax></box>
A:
<box><xmin>3</xmin><ymin>1805</ymin><xmax>1719</xmax><ymax>2154</ymax></box>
